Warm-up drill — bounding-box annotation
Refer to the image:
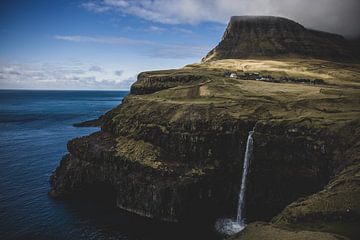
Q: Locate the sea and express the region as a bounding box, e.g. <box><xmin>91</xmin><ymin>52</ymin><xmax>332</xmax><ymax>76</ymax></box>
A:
<box><xmin>0</xmin><ymin>90</ymin><xmax>218</xmax><ymax>240</ymax></box>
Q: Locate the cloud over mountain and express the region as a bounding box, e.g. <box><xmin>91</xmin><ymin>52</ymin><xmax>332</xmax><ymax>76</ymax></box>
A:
<box><xmin>82</xmin><ymin>0</ymin><xmax>360</xmax><ymax>37</ymax></box>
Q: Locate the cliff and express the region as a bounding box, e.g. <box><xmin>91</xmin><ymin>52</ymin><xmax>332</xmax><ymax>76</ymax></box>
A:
<box><xmin>203</xmin><ymin>16</ymin><xmax>356</xmax><ymax>62</ymax></box>
<box><xmin>49</xmin><ymin>16</ymin><xmax>360</xmax><ymax>240</ymax></box>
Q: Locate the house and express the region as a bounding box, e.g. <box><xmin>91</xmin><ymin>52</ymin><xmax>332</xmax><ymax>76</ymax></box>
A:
<box><xmin>229</xmin><ymin>73</ymin><xmax>237</xmax><ymax>78</ymax></box>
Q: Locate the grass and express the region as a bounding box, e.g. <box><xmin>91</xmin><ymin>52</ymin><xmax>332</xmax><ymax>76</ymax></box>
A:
<box><xmin>229</xmin><ymin>222</ymin><xmax>349</xmax><ymax>240</ymax></box>
<box><xmin>194</xmin><ymin>59</ymin><xmax>360</xmax><ymax>88</ymax></box>
<box><xmin>286</xmin><ymin>221</ymin><xmax>360</xmax><ymax>240</ymax></box>
<box><xmin>130</xmin><ymin>58</ymin><xmax>360</xmax><ymax>129</ymax></box>
<box><xmin>115</xmin><ymin>136</ymin><xmax>166</xmax><ymax>170</ymax></box>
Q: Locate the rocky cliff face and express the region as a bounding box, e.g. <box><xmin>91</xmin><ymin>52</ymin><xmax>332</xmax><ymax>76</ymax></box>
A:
<box><xmin>203</xmin><ymin>16</ymin><xmax>355</xmax><ymax>62</ymax></box>
<box><xmin>49</xmin><ymin>16</ymin><xmax>360</xmax><ymax>240</ymax></box>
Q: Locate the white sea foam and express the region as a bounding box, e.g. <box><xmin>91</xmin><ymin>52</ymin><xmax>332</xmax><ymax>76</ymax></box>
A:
<box><xmin>215</xmin><ymin>218</ymin><xmax>245</xmax><ymax>235</ymax></box>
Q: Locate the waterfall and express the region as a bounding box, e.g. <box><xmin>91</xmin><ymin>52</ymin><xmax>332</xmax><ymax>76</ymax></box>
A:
<box><xmin>215</xmin><ymin>129</ymin><xmax>255</xmax><ymax>235</ymax></box>
<box><xmin>236</xmin><ymin>130</ymin><xmax>254</xmax><ymax>224</ymax></box>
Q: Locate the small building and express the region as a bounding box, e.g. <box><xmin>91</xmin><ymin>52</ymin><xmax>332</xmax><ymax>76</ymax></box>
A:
<box><xmin>229</xmin><ymin>73</ymin><xmax>237</xmax><ymax>78</ymax></box>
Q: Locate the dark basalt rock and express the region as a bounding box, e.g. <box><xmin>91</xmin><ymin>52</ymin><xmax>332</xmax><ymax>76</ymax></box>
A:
<box><xmin>49</xmin><ymin>16</ymin><xmax>360</xmax><ymax>239</ymax></box>
<box><xmin>203</xmin><ymin>16</ymin><xmax>356</xmax><ymax>62</ymax></box>
<box><xmin>129</xmin><ymin>68</ymin><xmax>228</xmax><ymax>95</ymax></box>
<box><xmin>49</xmin><ymin>66</ymin><xmax>360</xmax><ymax>226</ymax></box>
<box><xmin>246</xmin><ymin>121</ymin><xmax>335</xmax><ymax>221</ymax></box>
<box><xmin>131</xmin><ymin>71</ymin><xmax>206</xmax><ymax>95</ymax></box>
<box><xmin>73</xmin><ymin>118</ymin><xmax>102</xmax><ymax>127</ymax></box>
<box><xmin>49</xmin><ymin>98</ymin><xmax>347</xmax><ymax>224</ymax></box>
<box><xmin>49</xmin><ymin>131</ymin><xmax>243</xmax><ymax>223</ymax></box>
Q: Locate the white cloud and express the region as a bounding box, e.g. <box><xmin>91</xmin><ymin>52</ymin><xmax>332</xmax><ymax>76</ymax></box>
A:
<box><xmin>81</xmin><ymin>0</ymin><xmax>360</xmax><ymax>37</ymax></box>
<box><xmin>53</xmin><ymin>35</ymin><xmax>152</xmax><ymax>45</ymax></box>
<box><xmin>54</xmin><ymin>35</ymin><xmax>209</xmax><ymax>59</ymax></box>
<box><xmin>172</xmin><ymin>27</ymin><xmax>193</xmax><ymax>35</ymax></box>
<box><xmin>81</xmin><ymin>2</ymin><xmax>111</xmax><ymax>13</ymax></box>
<box><xmin>104</xmin><ymin>0</ymin><xmax>128</xmax><ymax>8</ymax></box>
<box><xmin>144</xmin><ymin>26</ymin><xmax>165</xmax><ymax>34</ymax></box>
<box><xmin>0</xmin><ymin>62</ymin><xmax>135</xmax><ymax>90</ymax></box>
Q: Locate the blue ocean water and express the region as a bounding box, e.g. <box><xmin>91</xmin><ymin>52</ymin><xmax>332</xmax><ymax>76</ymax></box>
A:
<box><xmin>0</xmin><ymin>90</ymin><xmax>218</xmax><ymax>240</ymax></box>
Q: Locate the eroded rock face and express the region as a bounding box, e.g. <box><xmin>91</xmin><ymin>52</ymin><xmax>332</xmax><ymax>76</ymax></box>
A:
<box><xmin>129</xmin><ymin>68</ymin><xmax>224</xmax><ymax>95</ymax></box>
<box><xmin>50</xmin><ymin>113</ymin><xmax>255</xmax><ymax>223</ymax></box>
<box><xmin>49</xmin><ymin>94</ymin><xmax>351</xmax><ymax>223</ymax></box>
<box><xmin>131</xmin><ymin>71</ymin><xmax>204</xmax><ymax>95</ymax></box>
<box><xmin>203</xmin><ymin>16</ymin><xmax>355</xmax><ymax>62</ymax></box>
<box><xmin>49</xmin><ymin>16</ymin><xmax>360</xmax><ymax>238</ymax></box>
<box><xmin>246</xmin><ymin>121</ymin><xmax>336</xmax><ymax>221</ymax></box>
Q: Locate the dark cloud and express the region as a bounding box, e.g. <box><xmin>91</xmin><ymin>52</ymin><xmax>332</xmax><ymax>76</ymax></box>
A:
<box><xmin>89</xmin><ymin>65</ymin><xmax>103</xmax><ymax>72</ymax></box>
<box><xmin>114</xmin><ymin>70</ymin><xmax>124</xmax><ymax>76</ymax></box>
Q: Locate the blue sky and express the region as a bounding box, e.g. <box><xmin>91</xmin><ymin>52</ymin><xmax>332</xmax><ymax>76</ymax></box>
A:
<box><xmin>1</xmin><ymin>0</ymin><xmax>359</xmax><ymax>90</ymax></box>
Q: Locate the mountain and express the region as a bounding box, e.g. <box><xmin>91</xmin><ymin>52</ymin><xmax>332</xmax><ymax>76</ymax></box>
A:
<box><xmin>203</xmin><ymin>16</ymin><xmax>355</xmax><ymax>62</ymax></box>
<box><xmin>49</xmin><ymin>16</ymin><xmax>360</xmax><ymax>240</ymax></box>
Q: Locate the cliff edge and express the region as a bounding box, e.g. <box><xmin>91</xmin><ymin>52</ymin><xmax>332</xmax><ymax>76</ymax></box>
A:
<box><xmin>49</xmin><ymin>16</ymin><xmax>360</xmax><ymax>240</ymax></box>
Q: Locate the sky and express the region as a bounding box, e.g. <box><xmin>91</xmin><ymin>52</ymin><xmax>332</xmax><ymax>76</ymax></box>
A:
<box><xmin>1</xmin><ymin>0</ymin><xmax>359</xmax><ymax>90</ymax></box>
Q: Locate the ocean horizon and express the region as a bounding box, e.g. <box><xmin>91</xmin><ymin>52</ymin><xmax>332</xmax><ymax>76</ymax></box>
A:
<box><xmin>2</xmin><ymin>1</ymin><xmax>359</xmax><ymax>239</ymax></box>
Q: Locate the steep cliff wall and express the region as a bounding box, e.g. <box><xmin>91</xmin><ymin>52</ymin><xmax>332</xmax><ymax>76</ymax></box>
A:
<box><xmin>49</xmin><ymin>16</ymin><xmax>360</xmax><ymax>239</ymax></box>
<box><xmin>50</xmin><ymin>58</ymin><xmax>360</xmax><ymax>230</ymax></box>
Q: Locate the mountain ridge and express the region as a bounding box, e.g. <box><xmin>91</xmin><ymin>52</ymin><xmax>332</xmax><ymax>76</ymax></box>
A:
<box><xmin>203</xmin><ymin>16</ymin><xmax>356</xmax><ymax>62</ymax></box>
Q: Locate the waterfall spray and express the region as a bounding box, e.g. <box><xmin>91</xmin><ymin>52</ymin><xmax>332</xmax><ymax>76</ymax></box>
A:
<box><xmin>215</xmin><ymin>129</ymin><xmax>255</xmax><ymax>235</ymax></box>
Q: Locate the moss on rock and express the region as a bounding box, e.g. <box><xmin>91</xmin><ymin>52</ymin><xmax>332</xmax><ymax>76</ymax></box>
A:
<box><xmin>230</xmin><ymin>222</ymin><xmax>350</xmax><ymax>240</ymax></box>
